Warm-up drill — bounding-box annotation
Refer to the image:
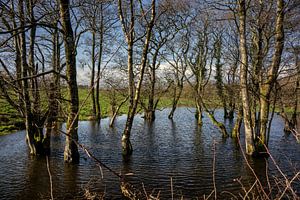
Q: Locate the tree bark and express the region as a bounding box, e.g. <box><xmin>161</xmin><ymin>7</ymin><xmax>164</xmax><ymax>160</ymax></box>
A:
<box><xmin>19</xmin><ymin>0</ymin><xmax>36</xmax><ymax>155</ymax></box>
<box><xmin>59</xmin><ymin>0</ymin><xmax>80</xmax><ymax>163</ymax></box>
<box><xmin>232</xmin><ymin>105</ymin><xmax>243</xmax><ymax>138</ymax></box>
<box><xmin>258</xmin><ymin>0</ymin><xmax>284</xmax><ymax>148</ymax></box>
<box><xmin>195</xmin><ymin>97</ymin><xmax>203</xmax><ymax>126</ymax></box>
<box><xmin>96</xmin><ymin>3</ymin><xmax>104</xmax><ymax>121</ymax></box>
<box><xmin>238</xmin><ymin>0</ymin><xmax>255</xmax><ymax>155</ymax></box>
<box><xmin>90</xmin><ymin>30</ymin><xmax>96</xmax><ymax>118</ymax></box>
<box><xmin>168</xmin><ymin>80</ymin><xmax>183</xmax><ymax>119</ymax></box>
<box><xmin>145</xmin><ymin>49</ymin><xmax>159</xmax><ymax>122</ymax></box>
<box><xmin>119</xmin><ymin>0</ymin><xmax>156</xmax><ymax>156</ymax></box>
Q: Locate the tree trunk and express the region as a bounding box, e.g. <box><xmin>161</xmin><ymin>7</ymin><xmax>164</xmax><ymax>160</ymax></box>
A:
<box><xmin>168</xmin><ymin>83</ymin><xmax>183</xmax><ymax>119</ymax></box>
<box><xmin>232</xmin><ymin>105</ymin><xmax>243</xmax><ymax>138</ymax></box>
<box><xmin>118</xmin><ymin>0</ymin><xmax>135</xmax><ymax>156</ymax></box>
<box><xmin>291</xmin><ymin>49</ymin><xmax>299</xmax><ymax>127</ymax></box>
<box><xmin>44</xmin><ymin>83</ymin><xmax>58</xmax><ymax>155</ymax></box>
<box><xmin>199</xmin><ymin>94</ymin><xmax>228</xmax><ymax>137</ymax></box>
<box><xmin>90</xmin><ymin>30</ymin><xmax>96</xmax><ymax>118</ymax></box>
<box><xmin>53</xmin><ymin>23</ymin><xmax>60</xmax><ymax>124</ymax></box>
<box><xmin>258</xmin><ymin>0</ymin><xmax>284</xmax><ymax>149</ymax></box>
<box><xmin>59</xmin><ymin>0</ymin><xmax>80</xmax><ymax>163</ymax></box>
<box><xmin>145</xmin><ymin>49</ymin><xmax>159</xmax><ymax>122</ymax></box>
<box><xmin>19</xmin><ymin>0</ymin><xmax>37</xmax><ymax>155</ymax></box>
<box><xmin>11</xmin><ymin>1</ymin><xmax>23</xmax><ymax>106</ymax></box>
<box><xmin>119</xmin><ymin>0</ymin><xmax>156</xmax><ymax>156</ymax></box>
<box><xmin>109</xmin><ymin>96</ymin><xmax>128</xmax><ymax>127</ymax></box>
<box><xmin>27</xmin><ymin>0</ymin><xmax>40</xmax><ymax>120</ymax></box>
<box><xmin>214</xmin><ymin>36</ymin><xmax>228</xmax><ymax>119</ymax></box>
<box><xmin>96</xmin><ymin>4</ymin><xmax>104</xmax><ymax>121</ymax></box>
<box><xmin>195</xmin><ymin>97</ymin><xmax>203</xmax><ymax>126</ymax></box>
<box><xmin>238</xmin><ymin>0</ymin><xmax>255</xmax><ymax>155</ymax></box>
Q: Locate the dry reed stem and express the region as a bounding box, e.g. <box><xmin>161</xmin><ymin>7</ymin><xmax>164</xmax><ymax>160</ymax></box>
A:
<box><xmin>46</xmin><ymin>156</ymin><xmax>54</xmax><ymax>200</ymax></box>
<box><xmin>213</xmin><ymin>140</ymin><xmax>217</xmax><ymax>200</ymax></box>
<box><xmin>237</xmin><ymin>137</ymin><xmax>270</xmax><ymax>199</ymax></box>
<box><xmin>261</xmin><ymin>142</ymin><xmax>299</xmax><ymax>199</ymax></box>
<box><xmin>243</xmin><ymin>179</ymin><xmax>258</xmax><ymax>200</ymax></box>
<box><xmin>171</xmin><ymin>177</ymin><xmax>173</xmax><ymax>200</ymax></box>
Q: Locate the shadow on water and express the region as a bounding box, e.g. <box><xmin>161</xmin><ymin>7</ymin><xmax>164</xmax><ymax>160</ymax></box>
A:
<box><xmin>0</xmin><ymin>107</ymin><xmax>299</xmax><ymax>199</ymax></box>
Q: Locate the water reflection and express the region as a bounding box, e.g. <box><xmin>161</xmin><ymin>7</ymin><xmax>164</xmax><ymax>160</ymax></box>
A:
<box><xmin>0</xmin><ymin>108</ymin><xmax>299</xmax><ymax>199</ymax></box>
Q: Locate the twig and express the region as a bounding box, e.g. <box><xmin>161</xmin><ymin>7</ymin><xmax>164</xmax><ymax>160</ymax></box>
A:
<box><xmin>213</xmin><ymin>140</ymin><xmax>217</xmax><ymax>200</ymax></box>
<box><xmin>291</xmin><ymin>129</ymin><xmax>300</xmax><ymax>143</ymax></box>
<box><xmin>58</xmin><ymin>129</ymin><xmax>122</xmax><ymax>179</ymax></box>
<box><xmin>220</xmin><ymin>191</ymin><xmax>238</xmax><ymax>200</ymax></box>
<box><xmin>97</xmin><ymin>164</ymin><xmax>104</xmax><ymax>179</ymax></box>
<box><xmin>237</xmin><ymin>137</ymin><xmax>270</xmax><ymax>199</ymax></box>
<box><xmin>171</xmin><ymin>177</ymin><xmax>173</xmax><ymax>200</ymax></box>
<box><xmin>278</xmin><ymin>172</ymin><xmax>300</xmax><ymax>200</ymax></box>
<box><xmin>46</xmin><ymin>156</ymin><xmax>54</xmax><ymax>200</ymax></box>
<box><xmin>243</xmin><ymin>180</ymin><xmax>257</xmax><ymax>200</ymax></box>
<box><xmin>265</xmin><ymin>159</ymin><xmax>272</xmax><ymax>195</ymax></box>
<box><xmin>261</xmin><ymin>142</ymin><xmax>299</xmax><ymax>199</ymax></box>
<box><xmin>142</xmin><ymin>183</ymin><xmax>149</xmax><ymax>199</ymax></box>
<box><xmin>186</xmin><ymin>107</ymin><xmax>196</xmax><ymax>113</ymax></box>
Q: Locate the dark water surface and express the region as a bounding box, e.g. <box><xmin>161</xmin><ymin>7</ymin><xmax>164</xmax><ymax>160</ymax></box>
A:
<box><xmin>0</xmin><ymin>108</ymin><xmax>299</xmax><ymax>199</ymax></box>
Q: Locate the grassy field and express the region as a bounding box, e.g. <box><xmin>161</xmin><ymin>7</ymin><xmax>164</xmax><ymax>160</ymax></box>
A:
<box><xmin>1</xmin><ymin>86</ymin><xmax>297</xmax><ymax>136</ymax></box>
<box><xmin>0</xmin><ymin>87</ymin><xmax>195</xmax><ymax>135</ymax></box>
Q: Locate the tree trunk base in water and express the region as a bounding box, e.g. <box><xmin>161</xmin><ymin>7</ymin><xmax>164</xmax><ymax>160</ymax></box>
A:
<box><xmin>122</xmin><ymin>137</ymin><xmax>133</xmax><ymax>156</ymax></box>
<box><xmin>64</xmin><ymin>143</ymin><xmax>79</xmax><ymax>163</ymax></box>
<box><xmin>26</xmin><ymin>132</ymin><xmax>49</xmax><ymax>156</ymax></box>
<box><xmin>195</xmin><ymin>111</ymin><xmax>203</xmax><ymax>126</ymax></box>
<box><xmin>225</xmin><ymin>110</ymin><xmax>235</xmax><ymax>120</ymax></box>
<box><xmin>144</xmin><ymin>111</ymin><xmax>155</xmax><ymax>122</ymax></box>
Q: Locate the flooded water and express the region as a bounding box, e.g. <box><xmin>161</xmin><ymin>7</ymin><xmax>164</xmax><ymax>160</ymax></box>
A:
<box><xmin>0</xmin><ymin>108</ymin><xmax>299</xmax><ymax>199</ymax></box>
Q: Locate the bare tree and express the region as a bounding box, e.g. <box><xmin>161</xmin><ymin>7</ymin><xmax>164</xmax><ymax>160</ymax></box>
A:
<box><xmin>59</xmin><ymin>0</ymin><xmax>80</xmax><ymax>163</ymax></box>
<box><xmin>118</xmin><ymin>0</ymin><xmax>156</xmax><ymax>156</ymax></box>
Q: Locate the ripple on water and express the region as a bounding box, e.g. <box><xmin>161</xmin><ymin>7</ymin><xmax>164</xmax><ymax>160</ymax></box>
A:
<box><xmin>0</xmin><ymin>108</ymin><xmax>299</xmax><ymax>199</ymax></box>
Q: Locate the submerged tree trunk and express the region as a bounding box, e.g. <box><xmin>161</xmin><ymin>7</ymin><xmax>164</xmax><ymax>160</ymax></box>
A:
<box><xmin>19</xmin><ymin>0</ymin><xmax>40</xmax><ymax>155</ymax></box>
<box><xmin>145</xmin><ymin>49</ymin><xmax>159</xmax><ymax>122</ymax></box>
<box><xmin>168</xmin><ymin>80</ymin><xmax>183</xmax><ymax>119</ymax></box>
<box><xmin>258</xmin><ymin>0</ymin><xmax>284</xmax><ymax>149</ymax></box>
<box><xmin>195</xmin><ymin>97</ymin><xmax>203</xmax><ymax>126</ymax></box>
<box><xmin>119</xmin><ymin>0</ymin><xmax>156</xmax><ymax>156</ymax></box>
<box><xmin>59</xmin><ymin>0</ymin><xmax>80</xmax><ymax>163</ymax></box>
<box><xmin>145</xmin><ymin>66</ymin><xmax>156</xmax><ymax>122</ymax></box>
<box><xmin>238</xmin><ymin>0</ymin><xmax>255</xmax><ymax>155</ymax></box>
<box><xmin>44</xmin><ymin>26</ymin><xmax>61</xmax><ymax>154</ymax></box>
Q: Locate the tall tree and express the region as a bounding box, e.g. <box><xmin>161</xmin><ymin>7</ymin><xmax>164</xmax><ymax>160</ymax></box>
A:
<box><xmin>214</xmin><ymin>33</ymin><xmax>229</xmax><ymax>119</ymax></box>
<box><xmin>118</xmin><ymin>0</ymin><xmax>156</xmax><ymax>156</ymax></box>
<box><xmin>238</xmin><ymin>0</ymin><xmax>255</xmax><ymax>155</ymax></box>
<box><xmin>257</xmin><ymin>0</ymin><xmax>285</xmax><ymax>149</ymax></box>
<box><xmin>59</xmin><ymin>0</ymin><xmax>80</xmax><ymax>163</ymax></box>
